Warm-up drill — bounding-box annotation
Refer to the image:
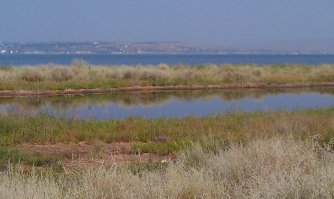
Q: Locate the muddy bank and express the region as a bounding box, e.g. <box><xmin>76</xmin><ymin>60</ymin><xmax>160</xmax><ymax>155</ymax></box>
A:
<box><xmin>1</xmin><ymin>83</ymin><xmax>334</xmax><ymax>97</ymax></box>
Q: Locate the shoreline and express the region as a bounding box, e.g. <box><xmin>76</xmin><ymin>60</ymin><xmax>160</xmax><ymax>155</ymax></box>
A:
<box><xmin>1</xmin><ymin>83</ymin><xmax>334</xmax><ymax>97</ymax></box>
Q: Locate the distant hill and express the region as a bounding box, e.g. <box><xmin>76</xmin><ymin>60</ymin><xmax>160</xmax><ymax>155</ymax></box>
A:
<box><xmin>0</xmin><ymin>40</ymin><xmax>333</xmax><ymax>55</ymax></box>
<box><xmin>232</xmin><ymin>38</ymin><xmax>334</xmax><ymax>54</ymax></box>
<box><xmin>0</xmin><ymin>42</ymin><xmax>225</xmax><ymax>55</ymax></box>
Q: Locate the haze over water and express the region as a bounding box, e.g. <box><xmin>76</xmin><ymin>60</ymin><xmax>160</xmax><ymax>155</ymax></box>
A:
<box><xmin>1</xmin><ymin>54</ymin><xmax>334</xmax><ymax>66</ymax></box>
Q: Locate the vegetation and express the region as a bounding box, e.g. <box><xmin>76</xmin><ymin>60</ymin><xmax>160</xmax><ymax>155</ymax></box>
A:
<box><xmin>0</xmin><ymin>105</ymin><xmax>333</xmax><ymax>197</ymax></box>
<box><xmin>0</xmin><ymin>61</ymin><xmax>334</xmax><ymax>91</ymax></box>
<box><xmin>0</xmin><ymin>147</ymin><xmax>57</xmax><ymax>170</ymax></box>
<box><xmin>1</xmin><ymin>108</ymin><xmax>333</xmax><ymax>152</ymax></box>
<box><xmin>1</xmin><ymin>137</ymin><xmax>334</xmax><ymax>198</ymax></box>
<box><xmin>1</xmin><ymin>62</ymin><xmax>333</xmax><ymax>197</ymax></box>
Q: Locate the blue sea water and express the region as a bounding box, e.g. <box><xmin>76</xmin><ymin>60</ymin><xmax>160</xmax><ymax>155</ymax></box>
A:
<box><xmin>0</xmin><ymin>54</ymin><xmax>334</xmax><ymax>66</ymax></box>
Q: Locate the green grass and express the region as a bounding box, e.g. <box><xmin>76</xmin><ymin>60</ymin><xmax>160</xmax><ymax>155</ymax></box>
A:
<box><xmin>0</xmin><ymin>63</ymin><xmax>334</xmax><ymax>91</ymax></box>
<box><xmin>131</xmin><ymin>141</ymin><xmax>185</xmax><ymax>154</ymax></box>
<box><xmin>0</xmin><ymin>108</ymin><xmax>333</xmax><ymax>152</ymax></box>
<box><xmin>0</xmin><ymin>147</ymin><xmax>57</xmax><ymax>170</ymax></box>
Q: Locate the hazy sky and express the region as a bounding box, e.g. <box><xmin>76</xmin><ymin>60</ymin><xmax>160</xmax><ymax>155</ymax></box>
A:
<box><xmin>1</xmin><ymin>0</ymin><xmax>334</xmax><ymax>46</ymax></box>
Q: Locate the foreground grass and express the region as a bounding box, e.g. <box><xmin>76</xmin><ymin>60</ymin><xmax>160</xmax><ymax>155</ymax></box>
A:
<box><xmin>1</xmin><ymin>109</ymin><xmax>334</xmax><ymax>198</ymax></box>
<box><xmin>0</xmin><ymin>147</ymin><xmax>58</xmax><ymax>170</ymax></box>
<box><xmin>0</xmin><ymin>62</ymin><xmax>334</xmax><ymax>91</ymax></box>
<box><xmin>1</xmin><ymin>138</ymin><xmax>334</xmax><ymax>198</ymax></box>
<box><xmin>1</xmin><ymin>108</ymin><xmax>334</xmax><ymax>152</ymax></box>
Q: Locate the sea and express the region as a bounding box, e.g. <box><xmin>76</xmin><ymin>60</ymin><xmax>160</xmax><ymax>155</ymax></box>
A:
<box><xmin>1</xmin><ymin>54</ymin><xmax>334</xmax><ymax>66</ymax></box>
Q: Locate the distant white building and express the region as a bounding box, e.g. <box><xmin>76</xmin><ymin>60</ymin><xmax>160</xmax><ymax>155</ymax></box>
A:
<box><xmin>0</xmin><ymin>50</ymin><xmax>7</xmax><ymax>54</ymax></box>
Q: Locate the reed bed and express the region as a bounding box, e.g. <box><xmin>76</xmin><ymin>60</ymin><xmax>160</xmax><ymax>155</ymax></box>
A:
<box><xmin>1</xmin><ymin>137</ymin><xmax>334</xmax><ymax>198</ymax></box>
<box><xmin>0</xmin><ymin>61</ymin><xmax>334</xmax><ymax>90</ymax></box>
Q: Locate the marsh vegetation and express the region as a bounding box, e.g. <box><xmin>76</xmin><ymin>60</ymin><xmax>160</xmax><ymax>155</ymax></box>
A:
<box><xmin>1</xmin><ymin>63</ymin><xmax>334</xmax><ymax>198</ymax></box>
<box><xmin>1</xmin><ymin>137</ymin><xmax>334</xmax><ymax>198</ymax></box>
<box><xmin>0</xmin><ymin>62</ymin><xmax>334</xmax><ymax>91</ymax></box>
<box><xmin>0</xmin><ymin>108</ymin><xmax>333</xmax><ymax>163</ymax></box>
<box><xmin>0</xmin><ymin>106</ymin><xmax>334</xmax><ymax>198</ymax></box>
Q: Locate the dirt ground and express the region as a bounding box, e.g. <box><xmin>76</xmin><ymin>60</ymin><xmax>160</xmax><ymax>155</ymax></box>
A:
<box><xmin>19</xmin><ymin>141</ymin><xmax>172</xmax><ymax>171</ymax></box>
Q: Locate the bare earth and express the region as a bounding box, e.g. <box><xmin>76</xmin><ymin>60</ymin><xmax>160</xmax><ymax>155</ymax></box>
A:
<box><xmin>19</xmin><ymin>142</ymin><xmax>172</xmax><ymax>171</ymax></box>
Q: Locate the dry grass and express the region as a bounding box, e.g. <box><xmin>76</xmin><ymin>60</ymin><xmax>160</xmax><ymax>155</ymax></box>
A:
<box><xmin>1</xmin><ymin>137</ymin><xmax>334</xmax><ymax>198</ymax></box>
<box><xmin>0</xmin><ymin>62</ymin><xmax>334</xmax><ymax>90</ymax></box>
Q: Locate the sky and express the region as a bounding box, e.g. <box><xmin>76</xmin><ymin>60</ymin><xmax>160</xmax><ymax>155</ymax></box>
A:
<box><xmin>1</xmin><ymin>0</ymin><xmax>334</xmax><ymax>48</ymax></box>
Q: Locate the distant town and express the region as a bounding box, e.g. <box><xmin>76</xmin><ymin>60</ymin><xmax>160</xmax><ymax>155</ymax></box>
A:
<box><xmin>0</xmin><ymin>42</ymin><xmax>332</xmax><ymax>55</ymax></box>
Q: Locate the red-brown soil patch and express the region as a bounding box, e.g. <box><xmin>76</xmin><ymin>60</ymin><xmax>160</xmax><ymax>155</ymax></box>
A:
<box><xmin>19</xmin><ymin>142</ymin><xmax>172</xmax><ymax>171</ymax></box>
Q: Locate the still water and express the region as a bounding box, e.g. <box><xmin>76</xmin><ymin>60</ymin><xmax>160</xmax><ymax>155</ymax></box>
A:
<box><xmin>0</xmin><ymin>89</ymin><xmax>333</xmax><ymax>120</ymax></box>
<box><xmin>1</xmin><ymin>54</ymin><xmax>334</xmax><ymax>66</ymax></box>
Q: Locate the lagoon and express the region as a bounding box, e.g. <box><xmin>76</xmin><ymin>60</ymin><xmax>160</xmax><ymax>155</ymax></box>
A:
<box><xmin>1</xmin><ymin>89</ymin><xmax>334</xmax><ymax>120</ymax></box>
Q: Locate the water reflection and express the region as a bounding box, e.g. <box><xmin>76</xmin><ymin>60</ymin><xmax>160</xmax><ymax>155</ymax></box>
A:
<box><xmin>0</xmin><ymin>88</ymin><xmax>334</xmax><ymax>119</ymax></box>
